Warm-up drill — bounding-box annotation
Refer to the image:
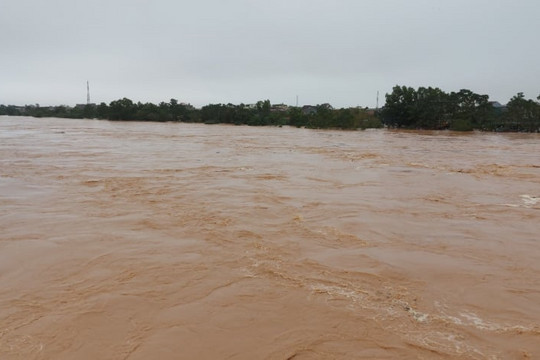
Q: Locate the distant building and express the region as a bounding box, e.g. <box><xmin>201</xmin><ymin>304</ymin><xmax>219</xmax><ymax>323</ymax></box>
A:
<box><xmin>489</xmin><ymin>101</ymin><xmax>507</xmax><ymax>113</ymax></box>
<box><xmin>270</xmin><ymin>104</ymin><xmax>289</xmax><ymax>112</ymax></box>
<box><xmin>75</xmin><ymin>103</ymin><xmax>96</xmax><ymax>109</ymax></box>
<box><xmin>301</xmin><ymin>103</ymin><xmax>334</xmax><ymax>115</ymax></box>
<box><xmin>302</xmin><ymin>105</ymin><xmax>317</xmax><ymax>115</ymax></box>
<box><xmin>489</xmin><ymin>101</ymin><xmax>505</xmax><ymax>108</ymax></box>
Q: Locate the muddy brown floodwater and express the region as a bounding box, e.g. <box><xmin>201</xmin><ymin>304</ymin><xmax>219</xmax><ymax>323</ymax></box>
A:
<box><xmin>1</xmin><ymin>116</ymin><xmax>539</xmax><ymax>359</ymax></box>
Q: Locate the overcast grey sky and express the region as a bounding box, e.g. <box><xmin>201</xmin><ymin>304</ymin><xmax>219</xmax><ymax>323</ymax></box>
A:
<box><xmin>1</xmin><ymin>0</ymin><xmax>539</xmax><ymax>108</ymax></box>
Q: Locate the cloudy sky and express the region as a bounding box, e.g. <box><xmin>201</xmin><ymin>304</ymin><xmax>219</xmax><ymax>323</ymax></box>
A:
<box><xmin>1</xmin><ymin>0</ymin><xmax>539</xmax><ymax>108</ymax></box>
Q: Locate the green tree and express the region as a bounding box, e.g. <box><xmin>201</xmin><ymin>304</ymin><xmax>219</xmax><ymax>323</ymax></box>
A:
<box><xmin>448</xmin><ymin>89</ymin><xmax>491</xmax><ymax>130</ymax></box>
<box><xmin>380</xmin><ymin>86</ymin><xmax>417</xmax><ymax>128</ymax></box>
<box><xmin>82</xmin><ymin>104</ymin><xmax>97</xmax><ymax>119</ymax></box>
<box><xmin>256</xmin><ymin>100</ymin><xmax>271</xmax><ymax>115</ymax></box>
<box><xmin>109</xmin><ymin>98</ymin><xmax>137</xmax><ymax>120</ymax></box>
<box><xmin>415</xmin><ymin>86</ymin><xmax>449</xmax><ymax>129</ymax></box>
<box><xmin>334</xmin><ymin>108</ymin><xmax>355</xmax><ymax>129</ymax></box>
<box><xmin>96</xmin><ymin>102</ymin><xmax>109</xmax><ymax>119</ymax></box>
<box><xmin>288</xmin><ymin>107</ymin><xmax>305</xmax><ymax>127</ymax></box>
<box><xmin>506</xmin><ymin>93</ymin><xmax>540</xmax><ymax>132</ymax></box>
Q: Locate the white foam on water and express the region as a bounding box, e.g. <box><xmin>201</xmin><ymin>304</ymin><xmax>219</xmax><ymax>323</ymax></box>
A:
<box><xmin>394</xmin><ymin>299</ymin><xmax>430</xmax><ymax>323</ymax></box>
<box><xmin>501</xmin><ymin>203</ymin><xmax>520</xmax><ymax>208</ymax></box>
<box><xmin>457</xmin><ymin>311</ymin><xmax>539</xmax><ymax>335</ymax></box>
<box><xmin>309</xmin><ymin>283</ymin><xmax>366</xmax><ymax>303</ymax></box>
<box><xmin>501</xmin><ymin>194</ymin><xmax>539</xmax><ymax>208</ymax></box>
<box><xmin>520</xmin><ymin>194</ymin><xmax>539</xmax><ymax>208</ymax></box>
<box><xmin>460</xmin><ymin>312</ymin><xmax>495</xmax><ymax>330</ymax></box>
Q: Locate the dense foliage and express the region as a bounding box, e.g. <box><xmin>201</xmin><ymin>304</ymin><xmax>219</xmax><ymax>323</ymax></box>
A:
<box><xmin>2</xmin><ymin>87</ymin><xmax>539</xmax><ymax>132</ymax></box>
<box><xmin>0</xmin><ymin>99</ymin><xmax>381</xmax><ymax>130</ymax></box>
<box><xmin>380</xmin><ymin>86</ymin><xmax>540</xmax><ymax>132</ymax></box>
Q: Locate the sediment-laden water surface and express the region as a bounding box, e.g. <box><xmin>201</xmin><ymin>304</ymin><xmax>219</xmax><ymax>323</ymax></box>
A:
<box><xmin>1</xmin><ymin>116</ymin><xmax>539</xmax><ymax>359</ymax></box>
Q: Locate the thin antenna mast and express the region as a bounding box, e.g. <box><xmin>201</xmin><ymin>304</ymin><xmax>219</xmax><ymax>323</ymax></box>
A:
<box><xmin>376</xmin><ymin>91</ymin><xmax>379</xmax><ymax>110</ymax></box>
<box><xmin>87</xmin><ymin>81</ymin><xmax>90</xmax><ymax>105</ymax></box>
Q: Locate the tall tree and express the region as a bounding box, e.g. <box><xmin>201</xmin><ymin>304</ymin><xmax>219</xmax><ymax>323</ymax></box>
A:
<box><xmin>381</xmin><ymin>86</ymin><xmax>417</xmax><ymax>128</ymax></box>
<box><xmin>506</xmin><ymin>93</ymin><xmax>540</xmax><ymax>132</ymax></box>
<box><xmin>109</xmin><ymin>98</ymin><xmax>137</xmax><ymax>120</ymax></box>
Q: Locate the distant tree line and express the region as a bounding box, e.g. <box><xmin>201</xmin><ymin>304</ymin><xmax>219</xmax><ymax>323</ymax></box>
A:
<box><xmin>0</xmin><ymin>99</ymin><xmax>381</xmax><ymax>130</ymax></box>
<box><xmin>2</xmin><ymin>87</ymin><xmax>539</xmax><ymax>132</ymax></box>
<box><xmin>380</xmin><ymin>86</ymin><xmax>540</xmax><ymax>132</ymax></box>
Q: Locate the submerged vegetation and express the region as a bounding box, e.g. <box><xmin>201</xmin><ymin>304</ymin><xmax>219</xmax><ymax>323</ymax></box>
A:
<box><xmin>0</xmin><ymin>99</ymin><xmax>381</xmax><ymax>130</ymax></box>
<box><xmin>380</xmin><ymin>86</ymin><xmax>540</xmax><ymax>132</ymax></box>
<box><xmin>1</xmin><ymin>86</ymin><xmax>539</xmax><ymax>132</ymax></box>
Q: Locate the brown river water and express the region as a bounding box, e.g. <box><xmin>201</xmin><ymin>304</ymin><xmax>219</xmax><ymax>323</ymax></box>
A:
<box><xmin>1</xmin><ymin>116</ymin><xmax>539</xmax><ymax>359</ymax></box>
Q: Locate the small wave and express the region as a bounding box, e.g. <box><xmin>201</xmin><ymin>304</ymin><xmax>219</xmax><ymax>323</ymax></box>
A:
<box><xmin>521</xmin><ymin>195</ymin><xmax>540</xmax><ymax>208</ymax></box>
<box><xmin>309</xmin><ymin>283</ymin><xmax>367</xmax><ymax>303</ymax></box>
<box><xmin>0</xmin><ymin>334</ymin><xmax>44</xmax><ymax>355</ymax></box>
<box><xmin>394</xmin><ymin>300</ymin><xmax>429</xmax><ymax>323</ymax></box>
<box><xmin>457</xmin><ymin>311</ymin><xmax>540</xmax><ymax>335</ymax></box>
<box><xmin>500</xmin><ymin>194</ymin><xmax>540</xmax><ymax>209</ymax></box>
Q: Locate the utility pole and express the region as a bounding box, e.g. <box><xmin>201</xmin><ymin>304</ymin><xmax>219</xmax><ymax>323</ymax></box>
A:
<box><xmin>87</xmin><ymin>81</ymin><xmax>90</xmax><ymax>105</ymax></box>
<box><xmin>376</xmin><ymin>91</ymin><xmax>379</xmax><ymax>110</ymax></box>
<box><xmin>296</xmin><ymin>95</ymin><xmax>299</xmax><ymax>107</ymax></box>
